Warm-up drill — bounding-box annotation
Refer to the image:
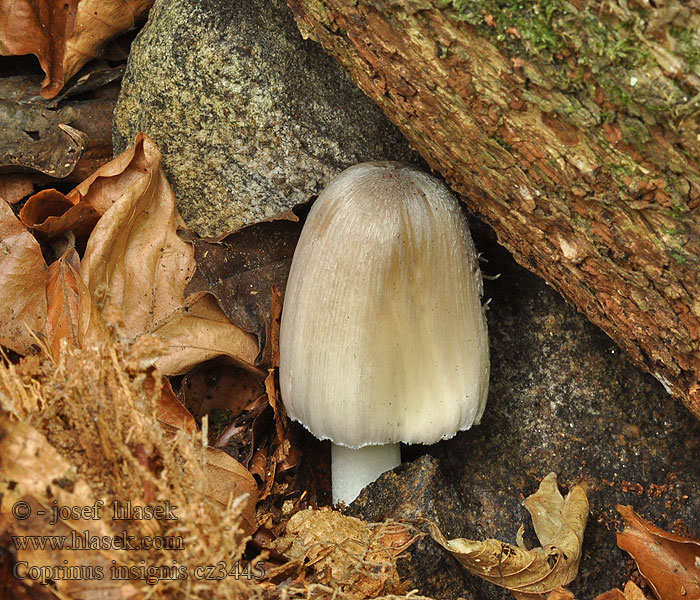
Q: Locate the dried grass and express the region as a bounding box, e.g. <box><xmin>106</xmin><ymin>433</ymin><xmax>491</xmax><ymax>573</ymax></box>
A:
<box><xmin>0</xmin><ymin>337</ymin><xmax>432</xmax><ymax>600</ymax></box>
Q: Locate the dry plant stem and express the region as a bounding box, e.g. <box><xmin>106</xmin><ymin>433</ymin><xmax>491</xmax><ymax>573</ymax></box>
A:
<box><xmin>332</xmin><ymin>442</ymin><xmax>401</xmax><ymax>505</ymax></box>
<box><xmin>285</xmin><ymin>0</ymin><xmax>700</xmax><ymax>419</ymax></box>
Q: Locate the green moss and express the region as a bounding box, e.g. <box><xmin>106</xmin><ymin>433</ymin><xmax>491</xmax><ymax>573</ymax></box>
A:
<box><xmin>440</xmin><ymin>1</ymin><xmax>648</xmax><ymax>72</ymax></box>
<box><xmin>670</xmin><ymin>248</ymin><xmax>688</xmax><ymax>264</ymax></box>
<box><xmin>660</xmin><ymin>226</ymin><xmax>680</xmax><ymax>239</ymax></box>
<box><xmin>619</xmin><ymin>117</ymin><xmax>651</xmax><ymax>147</ymax></box>
<box><xmin>672</xmin><ymin>27</ymin><xmax>700</xmax><ymax>70</ymax></box>
<box><xmin>492</xmin><ymin>134</ymin><xmax>513</xmax><ymax>151</ymax></box>
<box><xmin>609</xmin><ymin>163</ymin><xmax>635</xmax><ymax>191</ymax></box>
<box><xmin>207</xmin><ymin>408</ymin><xmax>234</xmax><ymax>439</ymax></box>
<box><xmin>439</xmin><ymin>0</ymin><xmax>688</xmax><ymax>123</ymax></box>
<box><xmin>438</xmin><ymin>0</ymin><xmax>565</xmax><ymax>57</ymax></box>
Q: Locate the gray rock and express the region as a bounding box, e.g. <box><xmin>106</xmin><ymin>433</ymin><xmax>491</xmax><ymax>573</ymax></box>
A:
<box><xmin>346</xmin><ymin>220</ymin><xmax>700</xmax><ymax>599</ymax></box>
<box><xmin>347</xmin><ymin>455</ymin><xmax>487</xmax><ymax>599</ymax></box>
<box><xmin>113</xmin><ymin>0</ymin><xmax>418</xmax><ymax>237</ymax></box>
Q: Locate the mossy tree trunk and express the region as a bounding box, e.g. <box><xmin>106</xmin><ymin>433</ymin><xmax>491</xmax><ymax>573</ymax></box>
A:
<box><xmin>285</xmin><ymin>0</ymin><xmax>700</xmax><ymax>418</ymax></box>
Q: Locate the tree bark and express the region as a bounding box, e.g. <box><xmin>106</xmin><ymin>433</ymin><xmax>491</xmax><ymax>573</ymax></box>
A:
<box><xmin>285</xmin><ymin>0</ymin><xmax>700</xmax><ymax>418</ymax></box>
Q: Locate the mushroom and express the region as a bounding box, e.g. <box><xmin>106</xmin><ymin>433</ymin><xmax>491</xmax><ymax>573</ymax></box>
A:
<box><xmin>279</xmin><ymin>162</ymin><xmax>489</xmax><ymax>505</ymax></box>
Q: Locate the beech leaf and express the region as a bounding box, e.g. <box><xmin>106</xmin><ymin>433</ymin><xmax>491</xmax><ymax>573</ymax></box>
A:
<box><xmin>183</xmin><ymin>213</ymin><xmax>302</xmax><ymax>367</ymax></box>
<box><xmin>203</xmin><ymin>446</ymin><xmax>258</xmax><ymax>536</ymax></box>
<box><xmin>19</xmin><ymin>121</ymin><xmax>162</xmax><ymax>240</ymax></box>
<box><xmin>430</xmin><ymin>472</ymin><xmax>589</xmax><ymax>599</ymax></box>
<box><xmin>45</xmin><ymin>248</ymin><xmax>82</xmax><ymax>355</ymax></box>
<box><xmin>0</xmin><ymin>0</ymin><xmax>151</xmax><ymax>98</ymax></box>
<box><xmin>0</xmin><ymin>0</ymin><xmax>79</xmax><ymax>98</ymax></box>
<box><xmin>62</xmin><ymin>0</ymin><xmax>154</xmax><ymax>96</ymax></box>
<box><xmin>594</xmin><ymin>580</ymin><xmax>651</xmax><ymax>600</ymax></box>
<box><xmin>0</xmin><ymin>199</ymin><xmax>48</xmax><ymax>354</ymax></box>
<box><xmin>79</xmin><ymin>134</ymin><xmax>259</xmax><ymax>374</ymax></box>
<box><xmin>617</xmin><ymin>504</ymin><xmax>700</xmax><ymax>600</ymax></box>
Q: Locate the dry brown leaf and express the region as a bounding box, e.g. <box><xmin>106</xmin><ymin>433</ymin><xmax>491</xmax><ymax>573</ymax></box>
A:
<box><xmin>146</xmin><ymin>293</ymin><xmax>261</xmax><ymax>376</ymax></box>
<box><xmin>623</xmin><ymin>581</ymin><xmax>652</xmax><ymax>600</ymax></box>
<box><xmin>44</xmin><ymin>247</ymin><xmax>109</xmax><ymax>359</ymax></box>
<box><xmin>0</xmin><ymin>174</ymin><xmax>37</xmax><ymax>204</ymax></box>
<box><xmin>617</xmin><ymin>505</ymin><xmax>700</xmax><ymax>600</ymax></box>
<box><xmin>548</xmin><ymin>587</ymin><xmax>576</xmax><ymax>600</ymax></box>
<box><xmin>62</xmin><ymin>0</ymin><xmax>153</xmax><ymax>94</ymax></box>
<box><xmin>0</xmin><ymin>0</ymin><xmax>151</xmax><ymax>98</ymax></box>
<box><xmin>20</xmin><ymin>188</ymin><xmax>102</xmax><ymax>243</ymax></box>
<box><xmin>594</xmin><ymin>580</ymin><xmax>651</xmax><ymax>600</ymax></box>
<box><xmin>45</xmin><ymin>248</ymin><xmax>81</xmax><ymax>355</ymax></box>
<box><xmin>204</xmin><ymin>446</ymin><xmax>258</xmax><ymax>535</ymax></box>
<box><xmin>148</xmin><ymin>372</ymin><xmax>197</xmax><ymax>434</ymax></box>
<box><xmin>77</xmin><ymin>134</ymin><xmax>259</xmax><ymax>374</ymax></box>
<box><xmin>269</xmin><ymin>508</ymin><xmax>418</xmax><ymax>599</ymax></box>
<box><xmin>0</xmin><ymin>199</ymin><xmax>48</xmax><ymax>354</ymax></box>
<box><xmin>183</xmin><ymin>213</ymin><xmax>302</xmax><ymax>367</ymax></box>
<box><xmin>19</xmin><ymin>123</ymin><xmax>162</xmax><ymax>240</ymax></box>
<box><xmin>430</xmin><ymin>472</ymin><xmax>589</xmax><ymax>599</ymax></box>
<box><xmin>0</xmin><ymin>0</ymin><xmax>79</xmax><ymax>98</ymax></box>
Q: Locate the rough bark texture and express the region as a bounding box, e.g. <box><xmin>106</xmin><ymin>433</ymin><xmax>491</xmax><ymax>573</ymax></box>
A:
<box><xmin>285</xmin><ymin>0</ymin><xmax>700</xmax><ymax>418</ymax></box>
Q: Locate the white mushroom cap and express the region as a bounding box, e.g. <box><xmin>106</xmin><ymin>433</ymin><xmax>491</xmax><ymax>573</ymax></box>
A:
<box><xmin>279</xmin><ymin>162</ymin><xmax>489</xmax><ymax>449</ymax></box>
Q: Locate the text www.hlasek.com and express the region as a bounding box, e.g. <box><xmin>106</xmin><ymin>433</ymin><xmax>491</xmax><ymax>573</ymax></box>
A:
<box><xmin>12</xmin><ymin>530</ymin><xmax>184</xmax><ymax>552</ymax></box>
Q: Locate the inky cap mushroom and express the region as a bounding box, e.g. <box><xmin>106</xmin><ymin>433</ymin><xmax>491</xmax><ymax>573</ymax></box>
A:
<box><xmin>279</xmin><ymin>162</ymin><xmax>489</xmax><ymax>504</ymax></box>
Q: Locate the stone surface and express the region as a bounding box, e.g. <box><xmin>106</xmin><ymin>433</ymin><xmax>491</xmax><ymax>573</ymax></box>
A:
<box><xmin>112</xmin><ymin>0</ymin><xmax>418</xmax><ymax>237</ymax></box>
<box><xmin>348</xmin><ymin>220</ymin><xmax>700</xmax><ymax>600</ymax></box>
<box><xmin>347</xmin><ymin>455</ymin><xmax>486</xmax><ymax>599</ymax></box>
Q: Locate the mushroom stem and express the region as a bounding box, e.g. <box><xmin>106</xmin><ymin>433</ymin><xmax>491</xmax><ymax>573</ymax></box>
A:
<box><xmin>331</xmin><ymin>443</ymin><xmax>401</xmax><ymax>505</ymax></box>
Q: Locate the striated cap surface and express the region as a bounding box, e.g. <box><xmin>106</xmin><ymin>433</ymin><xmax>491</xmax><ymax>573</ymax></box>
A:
<box><xmin>279</xmin><ymin>162</ymin><xmax>489</xmax><ymax>448</ymax></box>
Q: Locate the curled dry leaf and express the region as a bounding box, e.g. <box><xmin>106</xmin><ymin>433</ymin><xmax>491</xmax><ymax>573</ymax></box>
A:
<box><xmin>183</xmin><ymin>212</ymin><xmax>302</xmax><ymax>367</ymax></box>
<box><xmin>21</xmin><ymin>188</ymin><xmax>101</xmax><ymax>242</ymax></box>
<box><xmin>74</xmin><ymin>133</ymin><xmax>259</xmax><ymax>374</ymax></box>
<box><xmin>617</xmin><ymin>504</ymin><xmax>700</xmax><ymax>600</ymax></box>
<box><xmin>594</xmin><ymin>580</ymin><xmax>651</xmax><ymax>600</ymax></box>
<box><xmin>430</xmin><ymin>472</ymin><xmax>589</xmax><ymax>599</ymax></box>
<box><xmin>0</xmin><ymin>0</ymin><xmax>151</xmax><ymax>98</ymax></box>
<box><xmin>268</xmin><ymin>508</ymin><xmax>419</xmax><ymax>599</ymax></box>
<box><xmin>0</xmin><ymin>199</ymin><xmax>47</xmax><ymax>354</ymax></box>
<box><xmin>203</xmin><ymin>446</ymin><xmax>258</xmax><ymax>536</ymax></box>
<box><xmin>19</xmin><ymin>120</ymin><xmax>161</xmax><ymax>240</ymax></box>
<box><xmin>62</xmin><ymin>0</ymin><xmax>153</xmax><ymax>96</ymax></box>
<box><xmin>0</xmin><ymin>0</ymin><xmax>79</xmax><ymax>98</ymax></box>
<box><xmin>1</xmin><ymin>73</ymin><xmax>119</xmax><ymax>180</ymax></box>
